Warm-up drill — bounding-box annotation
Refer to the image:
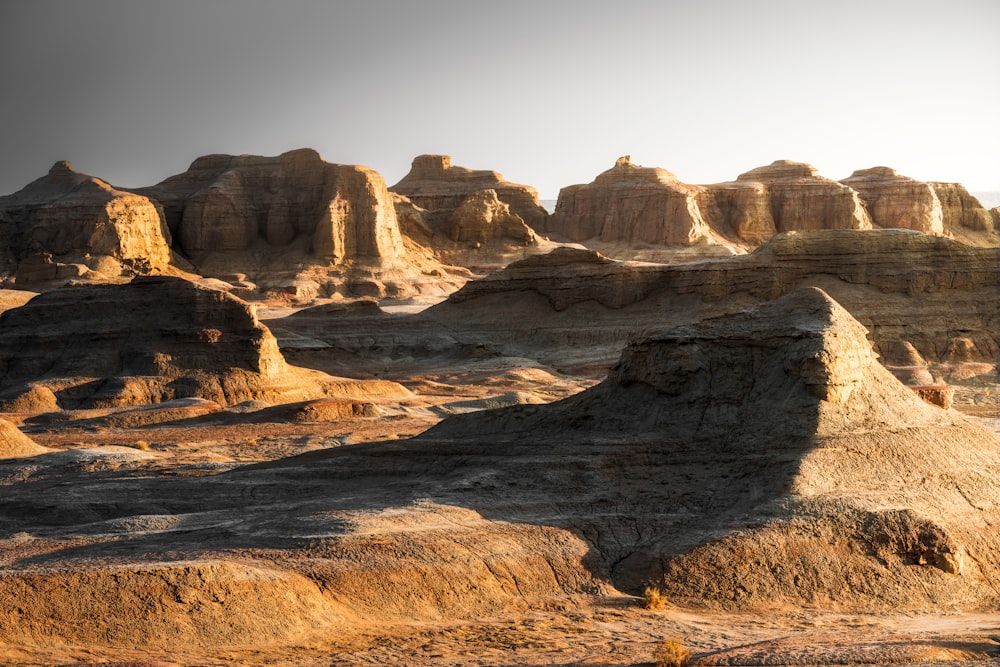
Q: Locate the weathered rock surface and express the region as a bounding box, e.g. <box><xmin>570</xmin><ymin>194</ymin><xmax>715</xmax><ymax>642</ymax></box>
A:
<box><xmin>0</xmin><ymin>276</ymin><xmax>407</xmax><ymax>410</ymax></box>
<box><xmin>545</xmin><ymin>156</ymin><xmax>717</xmax><ymax>246</ymax></box>
<box><xmin>390</xmin><ymin>154</ymin><xmax>549</xmax><ymax>231</ymax></box>
<box><xmin>138</xmin><ymin>148</ymin><xmax>404</xmax><ymax>265</ymax></box>
<box><xmin>277</xmin><ymin>230</ymin><xmax>997</xmax><ymax>386</ymax></box>
<box><xmin>133</xmin><ymin>149</ymin><xmax>472</xmax><ymax>301</ymax></box>
<box><xmin>544</xmin><ymin>158</ymin><xmax>877</xmax><ymax>255</ymax></box>
<box><xmin>931</xmin><ymin>181</ymin><xmax>997</xmax><ymax>244</ymax></box>
<box><xmin>840</xmin><ymin>166</ymin><xmax>944</xmax><ymax>234</ymax></box>
<box><xmin>446</xmin><ymin>189</ymin><xmax>537</xmax><ymax>244</ymax></box>
<box><xmin>425</xmin><ymin>288</ymin><xmax>1000</xmax><ymax>608</ymax></box>
<box><xmin>0</xmin><ymin>419</ymin><xmax>48</xmax><ymax>458</ymax></box>
<box><xmin>734</xmin><ymin>160</ymin><xmax>872</xmax><ymax>232</ymax></box>
<box><xmin>3</xmin><ymin>288</ymin><xmax>996</xmax><ymax>659</ymax></box>
<box><xmin>0</xmin><ymin>161</ymin><xmax>175</xmax><ymax>285</ymax></box>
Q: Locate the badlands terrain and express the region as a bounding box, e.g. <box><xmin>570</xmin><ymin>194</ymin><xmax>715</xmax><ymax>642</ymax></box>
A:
<box><xmin>0</xmin><ymin>151</ymin><xmax>998</xmax><ymax>666</ymax></box>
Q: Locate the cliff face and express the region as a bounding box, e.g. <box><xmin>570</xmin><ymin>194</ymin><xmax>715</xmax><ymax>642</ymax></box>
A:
<box><xmin>389</xmin><ymin>154</ymin><xmax>549</xmax><ymax>231</ymax></box>
<box><xmin>733</xmin><ymin>160</ymin><xmax>872</xmax><ymax>233</ymax></box>
<box><xmin>547</xmin><ymin>157</ymin><xmax>716</xmax><ymax>246</ymax></box>
<box><xmin>840</xmin><ymin>167</ymin><xmax>943</xmax><ymax>234</ymax></box>
<box><xmin>0</xmin><ymin>161</ymin><xmax>174</xmax><ymax>285</ymax></box>
<box><xmin>140</xmin><ymin>149</ymin><xmax>404</xmax><ymax>266</ymax></box>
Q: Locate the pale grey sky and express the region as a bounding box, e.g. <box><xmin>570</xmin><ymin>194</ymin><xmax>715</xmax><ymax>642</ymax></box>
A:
<box><xmin>1</xmin><ymin>0</ymin><xmax>998</xmax><ymax>199</ymax></box>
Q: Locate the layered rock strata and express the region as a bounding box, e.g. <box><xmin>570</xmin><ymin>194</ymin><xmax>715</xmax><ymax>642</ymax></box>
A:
<box><xmin>425</xmin><ymin>288</ymin><xmax>1000</xmax><ymax>608</ymax></box>
<box><xmin>0</xmin><ymin>276</ymin><xmax>406</xmax><ymax>409</ymax></box>
<box><xmin>840</xmin><ymin>166</ymin><xmax>943</xmax><ymax>234</ymax></box>
<box><xmin>137</xmin><ymin>149</ymin><xmax>404</xmax><ymax>266</ymax></box>
<box><xmin>389</xmin><ymin>154</ymin><xmax>549</xmax><ymax>231</ymax></box>
<box><xmin>546</xmin><ymin>156</ymin><xmax>716</xmax><ymax>246</ymax></box>
<box><xmin>0</xmin><ymin>161</ymin><xmax>174</xmax><ymax>285</ymax></box>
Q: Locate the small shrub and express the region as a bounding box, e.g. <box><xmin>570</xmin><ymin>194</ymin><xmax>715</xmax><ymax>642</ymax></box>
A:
<box><xmin>653</xmin><ymin>638</ymin><xmax>692</xmax><ymax>667</ymax></box>
<box><xmin>643</xmin><ymin>585</ymin><xmax>667</xmax><ymax>610</ymax></box>
<box><xmin>129</xmin><ymin>440</ymin><xmax>151</xmax><ymax>451</ymax></box>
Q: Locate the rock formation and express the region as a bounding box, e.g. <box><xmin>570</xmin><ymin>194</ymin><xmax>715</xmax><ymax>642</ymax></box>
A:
<box><xmin>0</xmin><ymin>161</ymin><xmax>175</xmax><ymax>285</ymax></box>
<box><xmin>289</xmin><ymin>230</ymin><xmax>997</xmax><ymax>388</ymax></box>
<box><xmin>840</xmin><ymin>166</ymin><xmax>943</xmax><ymax>234</ymax></box>
<box><xmin>137</xmin><ymin>148</ymin><xmax>404</xmax><ymax>267</ymax></box>
<box><xmin>545</xmin><ymin>156</ymin><xmax>717</xmax><ymax>246</ymax></box>
<box><xmin>733</xmin><ymin>160</ymin><xmax>872</xmax><ymax>232</ymax></box>
<box><xmin>446</xmin><ymin>189</ymin><xmax>537</xmax><ymax>244</ymax></box>
<box><xmin>0</xmin><ymin>276</ymin><xmax>407</xmax><ymax>410</ymax></box>
<box><xmin>0</xmin><ymin>418</ymin><xmax>48</xmax><ymax>458</ymax></box>
<box><xmin>426</xmin><ymin>288</ymin><xmax>1000</xmax><ymax>608</ymax></box>
<box><xmin>544</xmin><ymin>158</ymin><xmax>876</xmax><ymax>254</ymax></box>
<box><xmin>389</xmin><ymin>154</ymin><xmax>549</xmax><ymax>231</ymax></box>
<box><xmin>930</xmin><ymin>181</ymin><xmax>996</xmax><ymax>245</ymax></box>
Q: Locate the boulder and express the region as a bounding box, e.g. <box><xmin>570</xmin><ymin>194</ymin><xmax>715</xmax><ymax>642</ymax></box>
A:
<box><xmin>734</xmin><ymin>160</ymin><xmax>872</xmax><ymax>232</ymax></box>
<box><xmin>389</xmin><ymin>154</ymin><xmax>548</xmax><ymax>231</ymax></box>
<box><xmin>0</xmin><ymin>276</ymin><xmax>407</xmax><ymax>410</ymax></box>
<box><xmin>840</xmin><ymin>166</ymin><xmax>944</xmax><ymax>234</ymax></box>
<box><xmin>0</xmin><ymin>161</ymin><xmax>174</xmax><ymax>285</ymax></box>
<box><xmin>545</xmin><ymin>156</ymin><xmax>716</xmax><ymax>246</ymax></box>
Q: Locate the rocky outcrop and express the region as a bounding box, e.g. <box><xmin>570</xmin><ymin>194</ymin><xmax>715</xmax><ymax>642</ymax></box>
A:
<box><xmin>446</xmin><ymin>189</ymin><xmax>537</xmax><ymax>244</ymax></box>
<box><xmin>546</xmin><ymin>156</ymin><xmax>717</xmax><ymax>246</ymax></box>
<box><xmin>138</xmin><ymin>149</ymin><xmax>404</xmax><ymax>266</ymax></box>
<box><xmin>0</xmin><ymin>161</ymin><xmax>174</xmax><ymax>285</ymax></box>
<box><xmin>545</xmin><ymin>158</ymin><xmax>875</xmax><ymax>253</ymax></box>
<box><xmin>734</xmin><ymin>160</ymin><xmax>872</xmax><ymax>232</ymax></box>
<box><xmin>840</xmin><ymin>167</ymin><xmax>944</xmax><ymax>234</ymax></box>
<box><xmin>0</xmin><ymin>276</ymin><xmax>407</xmax><ymax>410</ymax></box>
<box><xmin>390</xmin><ymin>154</ymin><xmax>548</xmax><ymax>231</ymax></box>
<box><xmin>426</xmin><ymin>288</ymin><xmax>1000</xmax><ymax>609</ymax></box>
<box><xmin>931</xmin><ymin>182</ymin><xmax>995</xmax><ymax>237</ymax></box>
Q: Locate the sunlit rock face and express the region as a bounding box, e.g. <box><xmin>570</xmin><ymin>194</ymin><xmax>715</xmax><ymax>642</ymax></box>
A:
<box><xmin>0</xmin><ymin>161</ymin><xmax>174</xmax><ymax>285</ymax></box>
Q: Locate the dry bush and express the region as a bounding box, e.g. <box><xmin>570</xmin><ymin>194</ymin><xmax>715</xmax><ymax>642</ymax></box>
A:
<box><xmin>643</xmin><ymin>585</ymin><xmax>667</xmax><ymax>610</ymax></box>
<box><xmin>128</xmin><ymin>440</ymin><xmax>151</xmax><ymax>451</ymax></box>
<box><xmin>653</xmin><ymin>638</ymin><xmax>692</xmax><ymax>667</ymax></box>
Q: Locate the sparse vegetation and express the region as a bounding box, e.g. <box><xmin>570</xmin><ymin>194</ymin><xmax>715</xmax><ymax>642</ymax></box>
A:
<box><xmin>653</xmin><ymin>638</ymin><xmax>692</xmax><ymax>667</ymax></box>
<box><xmin>128</xmin><ymin>440</ymin><xmax>151</xmax><ymax>451</ymax></box>
<box><xmin>643</xmin><ymin>585</ymin><xmax>667</xmax><ymax>610</ymax></box>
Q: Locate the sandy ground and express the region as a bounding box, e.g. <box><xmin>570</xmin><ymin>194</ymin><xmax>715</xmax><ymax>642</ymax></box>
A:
<box><xmin>1</xmin><ymin>324</ymin><xmax>997</xmax><ymax>667</ymax></box>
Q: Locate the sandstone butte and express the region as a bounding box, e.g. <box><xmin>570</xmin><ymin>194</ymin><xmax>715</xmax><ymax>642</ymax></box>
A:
<box><xmin>389</xmin><ymin>154</ymin><xmax>550</xmax><ymax>232</ymax></box>
<box><xmin>543</xmin><ymin>157</ymin><xmax>997</xmax><ymax>253</ymax></box>
<box><xmin>0</xmin><ymin>276</ymin><xmax>408</xmax><ymax>411</ymax></box>
<box><xmin>1</xmin><ymin>288</ymin><xmax>997</xmax><ymax>657</ymax></box>
<box><xmin>130</xmin><ymin>148</ymin><xmax>483</xmax><ymax>301</ymax></box>
<box><xmin>135</xmin><ymin>148</ymin><xmax>405</xmax><ymax>266</ymax></box>
<box><xmin>0</xmin><ymin>161</ymin><xmax>175</xmax><ymax>286</ymax></box>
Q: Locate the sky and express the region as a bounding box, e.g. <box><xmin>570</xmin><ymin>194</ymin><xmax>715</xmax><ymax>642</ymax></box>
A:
<box><xmin>1</xmin><ymin>0</ymin><xmax>998</xmax><ymax>200</ymax></box>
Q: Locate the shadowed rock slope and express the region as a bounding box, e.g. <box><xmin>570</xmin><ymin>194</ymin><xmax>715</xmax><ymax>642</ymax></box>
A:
<box><xmin>422</xmin><ymin>287</ymin><xmax>1000</xmax><ymax>609</ymax></box>
<box><xmin>0</xmin><ymin>276</ymin><xmax>407</xmax><ymax>410</ymax></box>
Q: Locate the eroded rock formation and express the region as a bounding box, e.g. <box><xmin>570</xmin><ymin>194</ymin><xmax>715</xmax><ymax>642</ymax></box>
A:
<box><xmin>734</xmin><ymin>160</ymin><xmax>872</xmax><ymax>232</ymax></box>
<box><xmin>390</xmin><ymin>154</ymin><xmax>549</xmax><ymax>231</ymax></box>
<box><xmin>546</xmin><ymin>156</ymin><xmax>717</xmax><ymax>246</ymax></box>
<box><xmin>0</xmin><ymin>161</ymin><xmax>175</xmax><ymax>285</ymax></box>
<box><xmin>840</xmin><ymin>166</ymin><xmax>944</xmax><ymax>234</ymax></box>
<box><xmin>426</xmin><ymin>288</ymin><xmax>1000</xmax><ymax>608</ymax></box>
<box><xmin>138</xmin><ymin>149</ymin><xmax>404</xmax><ymax>266</ymax></box>
<box><xmin>0</xmin><ymin>276</ymin><xmax>406</xmax><ymax>409</ymax></box>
